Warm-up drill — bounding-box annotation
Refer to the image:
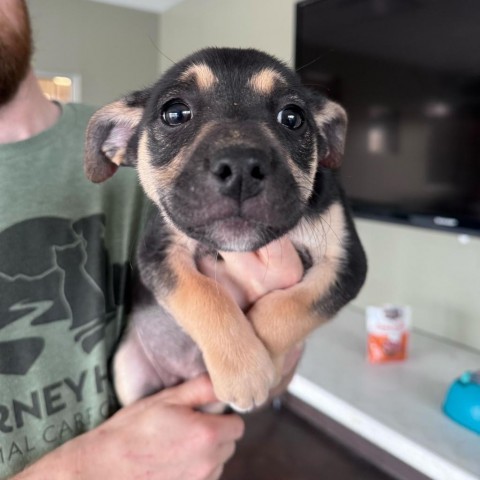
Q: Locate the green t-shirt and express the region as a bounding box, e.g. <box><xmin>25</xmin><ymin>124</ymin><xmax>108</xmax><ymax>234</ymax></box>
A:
<box><xmin>0</xmin><ymin>103</ymin><xmax>144</xmax><ymax>478</ymax></box>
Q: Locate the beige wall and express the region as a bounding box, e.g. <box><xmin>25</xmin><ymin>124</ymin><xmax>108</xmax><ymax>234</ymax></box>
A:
<box><xmin>159</xmin><ymin>0</ymin><xmax>298</xmax><ymax>72</ymax></box>
<box><xmin>28</xmin><ymin>0</ymin><xmax>159</xmax><ymax>106</ymax></box>
<box><xmin>161</xmin><ymin>0</ymin><xmax>480</xmax><ymax>351</ymax></box>
<box><xmin>355</xmin><ymin>219</ymin><xmax>480</xmax><ymax>350</ymax></box>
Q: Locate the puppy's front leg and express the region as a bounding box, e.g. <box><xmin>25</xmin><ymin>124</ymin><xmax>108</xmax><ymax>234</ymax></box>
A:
<box><xmin>248</xmin><ymin>203</ymin><xmax>367</xmax><ymax>372</ymax></box>
<box><xmin>149</xmin><ymin>249</ymin><xmax>276</xmax><ymax>411</ymax></box>
<box><xmin>248</xmin><ymin>264</ymin><xmax>332</xmax><ymax>363</ymax></box>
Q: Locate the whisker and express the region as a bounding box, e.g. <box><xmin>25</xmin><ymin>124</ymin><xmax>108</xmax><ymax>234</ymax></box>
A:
<box><xmin>148</xmin><ymin>35</ymin><xmax>177</xmax><ymax>67</ymax></box>
<box><xmin>296</xmin><ymin>49</ymin><xmax>333</xmax><ymax>73</ymax></box>
<box><xmin>262</xmin><ymin>242</ymin><xmax>270</xmax><ymax>284</ymax></box>
<box><xmin>214</xmin><ymin>250</ymin><xmax>220</xmax><ymax>296</ymax></box>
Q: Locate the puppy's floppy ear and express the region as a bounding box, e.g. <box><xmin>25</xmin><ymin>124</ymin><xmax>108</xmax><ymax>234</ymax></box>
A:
<box><xmin>85</xmin><ymin>88</ymin><xmax>151</xmax><ymax>183</ymax></box>
<box><xmin>310</xmin><ymin>93</ymin><xmax>348</xmax><ymax>169</ymax></box>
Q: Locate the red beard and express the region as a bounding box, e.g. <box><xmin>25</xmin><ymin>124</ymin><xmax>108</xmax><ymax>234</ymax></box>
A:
<box><xmin>0</xmin><ymin>0</ymin><xmax>32</xmax><ymax>106</ymax></box>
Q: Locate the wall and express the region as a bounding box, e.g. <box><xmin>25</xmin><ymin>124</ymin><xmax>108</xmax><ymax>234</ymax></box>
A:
<box><xmin>27</xmin><ymin>0</ymin><xmax>159</xmax><ymax>106</ymax></box>
<box><xmin>355</xmin><ymin>220</ymin><xmax>480</xmax><ymax>350</ymax></box>
<box><xmin>160</xmin><ymin>0</ymin><xmax>480</xmax><ymax>351</ymax></box>
<box><xmin>159</xmin><ymin>0</ymin><xmax>297</xmax><ymax>72</ymax></box>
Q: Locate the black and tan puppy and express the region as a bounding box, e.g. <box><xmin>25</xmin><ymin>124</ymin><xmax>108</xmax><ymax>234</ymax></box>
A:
<box><xmin>85</xmin><ymin>48</ymin><xmax>367</xmax><ymax>411</ymax></box>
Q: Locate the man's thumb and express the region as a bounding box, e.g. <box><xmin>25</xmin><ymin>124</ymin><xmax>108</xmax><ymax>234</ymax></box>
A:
<box><xmin>161</xmin><ymin>374</ymin><xmax>218</xmax><ymax>408</ymax></box>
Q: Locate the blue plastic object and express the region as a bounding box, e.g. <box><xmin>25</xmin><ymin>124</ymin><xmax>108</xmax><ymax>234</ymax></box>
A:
<box><xmin>443</xmin><ymin>370</ymin><xmax>480</xmax><ymax>435</ymax></box>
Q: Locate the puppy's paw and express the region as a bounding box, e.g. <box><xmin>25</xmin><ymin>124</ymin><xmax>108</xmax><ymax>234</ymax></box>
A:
<box><xmin>207</xmin><ymin>341</ymin><xmax>276</xmax><ymax>412</ymax></box>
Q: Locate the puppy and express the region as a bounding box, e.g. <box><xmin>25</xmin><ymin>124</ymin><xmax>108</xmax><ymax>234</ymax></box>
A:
<box><xmin>84</xmin><ymin>48</ymin><xmax>367</xmax><ymax>412</ymax></box>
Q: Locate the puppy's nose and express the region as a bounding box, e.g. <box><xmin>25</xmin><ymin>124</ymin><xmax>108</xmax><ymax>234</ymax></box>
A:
<box><xmin>210</xmin><ymin>153</ymin><xmax>270</xmax><ymax>202</ymax></box>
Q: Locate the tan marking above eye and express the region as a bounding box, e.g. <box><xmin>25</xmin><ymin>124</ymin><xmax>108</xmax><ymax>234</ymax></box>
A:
<box><xmin>248</xmin><ymin>68</ymin><xmax>286</xmax><ymax>95</ymax></box>
<box><xmin>180</xmin><ymin>63</ymin><xmax>218</xmax><ymax>90</ymax></box>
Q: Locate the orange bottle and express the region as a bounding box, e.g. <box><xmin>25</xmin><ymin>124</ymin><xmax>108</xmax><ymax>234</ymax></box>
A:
<box><xmin>366</xmin><ymin>305</ymin><xmax>411</xmax><ymax>363</ymax></box>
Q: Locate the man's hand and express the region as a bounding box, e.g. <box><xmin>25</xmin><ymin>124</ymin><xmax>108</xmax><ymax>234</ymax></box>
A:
<box><xmin>15</xmin><ymin>375</ymin><xmax>243</xmax><ymax>480</ymax></box>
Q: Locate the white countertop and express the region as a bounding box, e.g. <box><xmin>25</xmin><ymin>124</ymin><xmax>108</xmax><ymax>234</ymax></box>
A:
<box><xmin>288</xmin><ymin>306</ymin><xmax>480</xmax><ymax>480</ymax></box>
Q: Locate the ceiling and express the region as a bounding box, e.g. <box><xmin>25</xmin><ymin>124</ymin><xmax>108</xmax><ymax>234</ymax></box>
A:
<box><xmin>85</xmin><ymin>0</ymin><xmax>186</xmax><ymax>13</ymax></box>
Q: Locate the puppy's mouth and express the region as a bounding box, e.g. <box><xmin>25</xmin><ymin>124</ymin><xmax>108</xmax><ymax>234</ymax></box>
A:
<box><xmin>185</xmin><ymin>215</ymin><xmax>282</xmax><ymax>252</ymax></box>
<box><xmin>212</xmin><ymin>216</ymin><xmax>255</xmax><ymax>231</ymax></box>
<box><xmin>211</xmin><ymin>216</ymin><xmax>273</xmax><ymax>250</ymax></box>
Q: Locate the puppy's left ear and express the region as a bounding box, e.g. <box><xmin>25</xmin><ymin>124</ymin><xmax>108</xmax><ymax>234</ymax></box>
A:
<box><xmin>85</xmin><ymin>89</ymin><xmax>150</xmax><ymax>183</ymax></box>
<box><xmin>310</xmin><ymin>94</ymin><xmax>348</xmax><ymax>169</ymax></box>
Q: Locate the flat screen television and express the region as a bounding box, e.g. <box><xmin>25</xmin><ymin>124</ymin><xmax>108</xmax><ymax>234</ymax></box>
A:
<box><xmin>295</xmin><ymin>0</ymin><xmax>480</xmax><ymax>235</ymax></box>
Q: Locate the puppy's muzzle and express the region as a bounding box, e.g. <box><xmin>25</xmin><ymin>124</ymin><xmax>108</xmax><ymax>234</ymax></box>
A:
<box><xmin>209</xmin><ymin>147</ymin><xmax>271</xmax><ymax>203</ymax></box>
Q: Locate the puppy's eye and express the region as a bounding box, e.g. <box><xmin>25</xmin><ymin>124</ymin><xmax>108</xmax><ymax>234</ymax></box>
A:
<box><xmin>277</xmin><ymin>105</ymin><xmax>305</xmax><ymax>130</ymax></box>
<box><xmin>162</xmin><ymin>102</ymin><xmax>192</xmax><ymax>126</ymax></box>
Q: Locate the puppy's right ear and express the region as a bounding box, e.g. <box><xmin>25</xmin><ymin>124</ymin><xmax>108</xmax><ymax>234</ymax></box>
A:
<box><xmin>85</xmin><ymin>89</ymin><xmax>150</xmax><ymax>183</ymax></box>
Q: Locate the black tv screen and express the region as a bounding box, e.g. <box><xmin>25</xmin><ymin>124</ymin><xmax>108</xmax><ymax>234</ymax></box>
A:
<box><xmin>296</xmin><ymin>0</ymin><xmax>480</xmax><ymax>235</ymax></box>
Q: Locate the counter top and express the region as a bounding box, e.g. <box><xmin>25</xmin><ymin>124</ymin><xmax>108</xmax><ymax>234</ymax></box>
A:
<box><xmin>288</xmin><ymin>306</ymin><xmax>480</xmax><ymax>480</ymax></box>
